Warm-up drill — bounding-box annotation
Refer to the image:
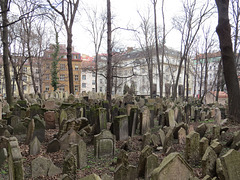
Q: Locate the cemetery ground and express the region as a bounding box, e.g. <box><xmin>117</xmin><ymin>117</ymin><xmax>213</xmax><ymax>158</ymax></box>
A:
<box><xmin>2</xmin><ymin>94</ymin><xmax>240</xmax><ymax>180</ymax></box>
<box><xmin>1</xmin><ymin>118</ymin><xmax>240</xmax><ymax>179</ymax></box>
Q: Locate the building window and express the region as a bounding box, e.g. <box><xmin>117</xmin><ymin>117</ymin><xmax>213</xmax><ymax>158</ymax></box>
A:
<box><xmin>92</xmin><ymin>72</ymin><xmax>95</xmax><ymax>77</ymax></box>
<box><xmin>23</xmin><ymin>67</ymin><xmax>27</xmax><ymax>73</ymax></box>
<box><xmin>75</xmin><ymin>75</ymin><xmax>79</xmax><ymax>81</ymax></box>
<box><xmin>75</xmin><ymin>65</ymin><xmax>79</xmax><ymax>70</ymax></box>
<box><xmin>74</xmin><ymin>85</ymin><xmax>79</xmax><ymax>92</ymax></box>
<box><xmin>92</xmin><ymin>80</ymin><xmax>95</xmax><ymax>85</ymax></box>
<box><xmin>60</xmin><ymin>74</ymin><xmax>65</xmax><ymax>81</ymax></box>
<box><xmin>82</xmin><ymin>83</ymin><xmax>86</xmax><ymax>88</ymax></box>
<box><xmin>92</xmin><ymin>88</ymin><xmax>95</xmax><ymax>92</ymax></box>
<box><xmin>46</xmin><ymin>74</ymin><xmax>50</xmax><ymax>80</ymax></box>
<box><xmin>82</xmin><ymin>75</ymin><xmax>86</xmax><ymax>80</ymax></box>
<box><xmin>100</xmin><ymin>79</ymin><xmax>103</xmax><ymax>84</ymax></box>
<box><xmin>59</xmin><ymin>87</ymin><xmax>65</xmax><ymax>91</ymax></box>
<box><xmin>23</xmin><ymin>85</ymin><xmax>27</xmax><ymax>91</ymax></box>
<box><xmin>60</xmin><ymin>64</ymin><xmax>65</xmax><ymax>70</ymax></box>
<box><xmin>100</xmin><ymin>87</ymin><xmax>102</xmax><ymax>92</ymax></box>
<box><xmin>22</xmin><ymin>75</ymin><xmax>27</xmax><ymax>82</ymax></box>
<box><xmin>45</xmin><ymin>86</ymin><xmax>49</xmax><ymax>91</ymax></box>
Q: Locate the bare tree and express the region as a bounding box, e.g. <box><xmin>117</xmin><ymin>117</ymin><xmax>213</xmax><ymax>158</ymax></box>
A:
<box><xmin>215</xmin><ymin>0</ymin><xmax>240</xmax><ymax>122</ymax></box>
<box><xmin>136</xmin><ymin>9</ymin><xmax>155</xmax><ymax>98</ymax></box>
<box><xmin>47</xmin><ymin>0</ymin><xmax>80</xmax><ymax>94</ymax></box>
<box><xmin>84</xmin><ymin>7</ymin><xmax>106</xmax><ymax>93</ymax></box>
<box><xmin>0</xmin><ymin>0</ymin><xmax>13</xmax><ymax>105</ymax></box>
<box><xmin>172</xmin><ymin>0</ymin><xmax>214</xmax><ymax>100</ymax></box>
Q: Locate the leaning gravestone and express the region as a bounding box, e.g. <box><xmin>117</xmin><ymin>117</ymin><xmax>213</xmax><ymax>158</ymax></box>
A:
<box><xmin>60</xmin><ymin>129</ymin><xmax>82</xmax><ymax>150</ymax></box>
<box><xmin>150</xmin><ymin>152</ymin><xmax>194</xmax><ymax>180</ymax></box>
<box><xmin>145</xmin><ymin>153</ymin><xmax>159</xmax><ymax>180</ymax></box>
<box><xmin>29</xmin><ymin>136</ymin><xmax>41</xmax><ymax>155</ymax></box>
<box><xmin>138</xmin><ymin>145</ymin><xmax>153</xmax><ymax>178</ymax></box>
<box><xmin>129</xmin><ymin>107</ymin><xmax>138</xmax><ymax>137</ymax></box>
<box><xmin>94</xmin><ymin>130</ymin><xmax>116</xmax><ymax>158</ymax></box>
<box><xmin>202</xmin><ymin>146</ymin><xmax>217</xmax><ymax>177</ymax></box>
<box><xmin>95</xmin><ymin>108</ymin><xmax>107</xmax><ymax>134</ymax></box>
<box><xmin>63</xmin><ymin>152</ymin><xmax>77</xmax><ymax>177</ymax></box>
<box><xmin>178</xmin><ymin>127</ymin><xmax>186</xmax><ymax>145</ymax></box>
<box><xmin>220</xmin><ymin>149</ymin><xmax>240</xmax><ymax>180</ymax></box>
<box><xmin>33</xmin><ymin>115</ymin><xmax>45</xmax><ymax>142</ymax></box>
<box><xmin>44</xmin><ymin>111</ymin><xmax>56</xmax><ymax>129</ymax></box>
<box><xmin>47</xmin><ymin>138</ymin><xmax>60</xmax><ymax>153</ymax></box>
<box><xmin>165</xmin><ymin>109</ymin><xmax>176</xmax><ymax>127</ymax></box>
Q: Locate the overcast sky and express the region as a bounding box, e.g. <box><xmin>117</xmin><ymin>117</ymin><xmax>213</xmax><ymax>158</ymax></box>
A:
<box><xmin>60</xmin><ymin>0</ymin><xmax>217</xmax><ymax>56</ymax></box>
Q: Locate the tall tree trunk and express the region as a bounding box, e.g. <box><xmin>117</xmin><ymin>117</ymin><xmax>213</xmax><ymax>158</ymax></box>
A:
<box><xmin>216</xmin><ymin>0</ymin><xmax>240</xmax><ymax>122</ymax></box>
<box><xmin>1</xmin><ymin>0</ymin><xmax>12</xmax><ymax>106</ymax></box>
<box><xmin>173</xmin><ymin>57</ymin><xmax>184</xmax><ymax>99</ymax></box>
<box><xmin>161</xmin><ymin>0</ymin><xmax>165</xmax><ymax>98</ymax></box>
<box><xmin>153</xmin><ymin>0</ymin><xmax>161</xmax><ymax>97</ymax></box>
<box><xmin>107</xmin><ymin>0</ymin><xmax>113</xmax><ymax>121</ymax></box>
<box><xmin>216</xmin><ymin>59</ymin><xmax>222</xmax><ymax>102</ymax></box>
<box><xmin>204</xmin><ymin>49</ymin><xmax>208</xmax><ymax>97</ymax></box>
<box><xmin>95</xmin><ymin>53</ymin><xmax>98</xmax><ymax>92</ymax></box>
<box><xmin>67</xmin><ymin>29</ymin><xmax>74</xmax><ymax>94</ymax></box>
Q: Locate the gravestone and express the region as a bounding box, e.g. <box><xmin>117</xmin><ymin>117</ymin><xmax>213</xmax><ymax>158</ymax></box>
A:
<box><xmin>158</xmin><ymin>129</ymin><xmax>165</xmax><ymax>146</ymax></box>
<box><xmin>220</xmin><ymin>149</ymin><xmax>240</xmax><ymax>180</ymax></box>
<box><xmin>63</xmin><ymin>152</ymin><xmax>77</xmax><ymax>177</ymax></box>
<box><xmin>94</xmin><ymin>130</ymin><xmax>116</xmax><ymax>158</ymax></box>
<box><xmin>150</xmin><ymin>152</ymin><xmax>194</xmax><ymax>180</ymax></box>
<box><xmin>140</xmin><ymin>106</ymin><xmax>150</xmax><ymax>135</ymax></box>
<box><xmin>80</xmin><ymin>173</ymin><xmax>102</xmax><ymax>180</ymax></box>
<box><xmin>145</xmin><ymin>153</ymin><xmax>159</xmax><ymax>180</ymax></box>
<box><xmin>77</xmin><ymin>139</ymin><xmax>87</xmax><ymax>169</ymax></box>
<box><xmin>33</xmin><ymin>115</ymin><xmax>45</xmax><ymax>142</ymax></box>
<box><xmin>202</xmin><ymin>146</ymin><xmax>217</xmax><ymax>177</ymax></box>
<box><xmin>185</xmin><ymin>131</ymin><xmax>200</xmax><ymax>163</ymax></box>
<box><xmin>60</xmin><ymin>129</ymin><xmax>82</xmax><ymax>150</ymax></box>
<box><xmin>44</xmin><ymin>111</ymin><xmax>56</xmax><ymax>129</ymax></box>
<box><xmin>44</xmin><ymin>100</ymin><xmax>56</xmax><ymax>110</ymax></box>
<box><xmin>138</xmin><ymin>145</ymin><xmax>152</xmax><ymax>178</ymax></box>
<box><xmin>196</xmin><ymin>123</ymin><xmax>207</xmax><ymax>138</ymax></box>
<box><xmin>29</xmin><ymin>136</ymin><xmax>41</xmax><ymax>155</ymax></box>
<box><xmin>96</xmin><ymin>108</ymin><xmax>107</xmax><ymax>134</ymax></box>
<box><xmin>128</xmin><ymin>107</ymin><xmax>138</xmax><ymax>137</ymax></box>
<box><xmin>215</xmin><ymin>108</ymin><xmax>221</xmax><ymax>124</ymax></box>
<box><xmin>31</xmin><ymin>156</ymin><xmax>51</xmax><ymax>178</ymax></box>
<box><xmin>199</xmin><ymin>137</ymin><xmax>209</xmax><ymax>158</ymax></box>
<box><xmin>7</xmin><ymin>137</ymin><xmax>24</xmax><ymax>180</ymax></box>
<box><xmin>113</xmin><ymin>115</ymin><xmax>129</xmax><ymax>141</ymax></box>
<box><xmin>178</xmin><ymin>127</ymin><xmax>186</xmax><ymax>145</ymax></box>
<box><xmin>25</xmin><ymin>119</ymin><xmax>35</xmax><ymax>144</ymax></box>
<box><xmin>114</xmin><ymin>164</ymin><xmax>128</xmax><ymax>180</ymax></box>
<box><xmin>47</xmin><ymin>138</ymin><xmax>60</xmax><ymax>153</ymax></box>
<box><xmin>165</xmin><ymin>109</ymin><xmax>176</xmax><ymax>127</ymax></box>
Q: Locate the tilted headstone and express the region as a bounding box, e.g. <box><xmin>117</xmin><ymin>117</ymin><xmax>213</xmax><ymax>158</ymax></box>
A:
<box><xmin>150</xmin><ymin>152</ymin><xmax>194</xmax><ymax>180</ymax></box>
<box><xmin>220</xmin><ymin>149</ymin><xmax>240</xmax><ymax>180</ymax></box>
<box><xmin>95</xmin><ymin>108</ymin><xmax>107</xmax><ymax>134</ymax></box>
<box><xmin>47</xmin><ymin>138</ymin><xmax>60</xmax><ymax>153</ymax></box>
<box><xmin>25</xmin><ymin>119</ymin><xmax>35</xmax><ymax>144</ymax></box>
<box><xmin>199</xmin><ymin>137</ymin><xmax>209</xmax><ymax>158</ymax></box>
<box><xmin>94</xmin><ymin>130</ymin><xmax>116</xmax><ymax>158</ymax></box>
<box><xmin>32</xmin><ymin>115</ymin><xmax>45</xmax><ymax>142</ymax></box>
<box><xmin>165</xmin><ymin>109</ymin><xmax>176</xmax><ymax>127</ymax></box>
<box><xmin>63</xmin><ymin>152</ymin><xmax>77</xmax><ymax>177</ymax></box>
<box><xmin>29</xmin><ymin>136</ymin><xmax>41</xmax><ymax>155</ymax></box>
<box><xmin>137</xmin><ymin>145</ymin><xmax>152</xmax><ymax>178</ymax></box>
<box><xmin>215</xmin><ymin>108</ymin><xmax>221</xmax><ymax>124</ymax></box>
<box><xmin>128</xmin><ymin>107</ymin><xmax>138</xmax><ymax>137</ymax></box>
<box><xmin>202</xmin><ymin>146</ymin><xmax>217</xmax><ymax>177</ymax></box>
<box><xmin>145</xmin><ymin>153</ymin><xmax>159</xmax><ymax>180</ymax></box>
<box><xmin>31</xmin><ymin>156</ymin><xmax>51</xmax><ymax>178</ymax></box>
<box><xmin>178</xmin><ymin>127</ymin><xmax>186</xmax><ymax>145</ymax></box>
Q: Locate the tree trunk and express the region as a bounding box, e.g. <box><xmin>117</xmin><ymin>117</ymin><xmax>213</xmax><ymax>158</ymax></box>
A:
<box><xmin>67</xmin><ymin>29</ymin><xmax>74</xmax><ymax>94</ymax></box>
<box><xmin>107</xmin><ymin>0</ymin><xmax>113</xmax><ymax>121</ymax></box>
<box><xmin>173</xmin><ymin>56</ymin><xmax>184</xmax><ymax>100</ymax></box>
<box><xmin>204</xmin><ymin>49</ymin><xmax>208</xmax><ymax>97</ymax></box>
<box><xmin>215</xmin><ymin>0</ymin><xmax>240</xmax><ymax>122</ymax></box>
<box><xmin>1</xmin><ymin>0</ymin><xmax>12</xmax><ymax>106</ymax></box>
<box><xmin>153</xmin><ymin>0</ymin><xmax>161</xmax><ymax>97</ymax></box>
<box><xmin>161</xmin><ymin>0</ymin><xmax>165</xmax><ymax>98</ymax></box>
<box><xmin>95</xmin><ymin>53</ymin><xmax>98</xmax><ymax>92</ymax></box>
<box><xmin>216</xmin><ymin>59</ymin><xmax>222</xmax><ymax>102</ymax></box>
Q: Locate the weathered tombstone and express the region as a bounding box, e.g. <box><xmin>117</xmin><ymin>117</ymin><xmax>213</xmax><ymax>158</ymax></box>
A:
<box><xmin>60</xmin><ymin>109</ymin><xmax>68</xmax><ymax>126</ymax></box>
<box><xmin>178</xmin><ymin>127</ymin><xmax>186</xmax><ymax>145</ymax></box>
<box><xmin>44</xmin><ymin>100</ymin><xmax>56</xmax><ymax>110</ymax></box>
<box><xmin>25</xmin><ymin>119</ymin><xmax>35</xmax><ymax>144</ymax></box>
<box><xmin>158</xmin><ymin>129</ymin><xmax>165</xmax><ymax>146</ymax></box>
<box><xmin>163</xmin><ymin>128</ymin><xmax>174</xmax><ymax>152</ymax></box>
<box><xmin>138</xmin><ymin>145</ymin><xmax>152</xmax><ymax>178</ymax></box>
<box><xmin>145</xmin><ymin>153</ymin><xmax>159</xmax><ymax>180</ymax></box>
<box><xmin>185</xmin><ymin>131</ymin><xmax>200</xmax><ymax>163</ymax></box>
<box><xmin>202</xmin><ymin>146</ymin><xmax>217</xmax><ymax>177</ymax></box>
<box><xmin>77</xmin><ymin>139</ymin><xmax>87</xmax><ymax>169</ymax></box>
<box><xmin>44</xmin><ymin>111</ymin><xmax>56</xmax><ymax>129</ymax></box>
<box><xmin>150</xmin><ymin>152</ymin><xmax>194</xmax><ymax>180</ymax></box>
<box><xmin>215</xmin><ymin>108</ymin><xmax>221</xmax><ymax>124</ymax></box>
<box><xmin>7</xmin><ymin>137</ymin><xmax>24</xmax><ymax>180</ymax></box>
<box><xmin>114</xmin><ymin>164</ymin><xmax>128</xmax><ymax>180</ymax></box>
<box><xmin>47</xmin><ymin>138</ymin><xmax>60</xmax><ymax>153</ymax></box>
<box><xmin>140</xmin><ymin>106</ymin><xmax>150</xmax><ymax>135</ymax></box>
<box><xmin>29</xmin><ymin>136</ymin><xmax>41</xmax><ymax>155</ymax></box>
<box><xmin>60</xmin><ymin>129</ymin><xmax>82</xmax><ymax>150</ymax></box>
<box><xmin>128</xmin><ymin>107</ymin><xmax>138</xmax><ymax>137</ymax></box>
<box><xmin>196</xmin><ymin>123</ymin><xmax>207</xmax><ymax>138</ymax></box>
<box><xmin>199</xmin><ymin>137</ymin><xmax>209</xmax><ymax>158</ymax></box>
<box><xmin>63</xmin><ymin>152</ymin><xmax>77</xmax><ymax>177</ymax></box>
<box><xmin>142</xmin><ymin>132</ymin><xmax>151</xmax><ymax>149</ymax></box>
<box><xmin>188</xmin><ymin>125</ymin><xmax>195</xmax><ymax>134</ymax></box>
<box><xmin>210</xmin><ymin>140</ymin><xmax>222</xmax><ymax>155</ymax></box>
<box><xmin>31</xmin><ymin>156</ymin><xmax>51</xmax><ymax>178</ymax></box>
<box><xmin>165</xmin><ymin>109</ymin><xmax>176</xmax><ymax>127</ymax></box>
<box><xmin>94</xmin><ymin>130</ymin><xmax>116</xmax><ymax>158</ymax></box>
<box><xmin>113</xmin><ymin>115</ymin><xmax>129</xmax><ymax>141</ymax></box>
<box><xmin>95</xmin><ymin>108</ymin><xmax>107</xmax><ymax>134</ymax></box>
<box><xmin>220</xmin><ymin>149</ymin><xmax>240</xmax><ymax>180</ymax></box>
<box><xmin>212</xmin><ymin>125</ymin><xmax>221</xmax><ymax>140</ymax></box>
<box><xmin>200</xmin><ymin>111</ymin><xmax>206</xmax><ymax>122</ymax></box>
<box><xmin>33</xmin><ymin>115</ymin><xmax>45</xmax><ymax>142</ymax></box>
